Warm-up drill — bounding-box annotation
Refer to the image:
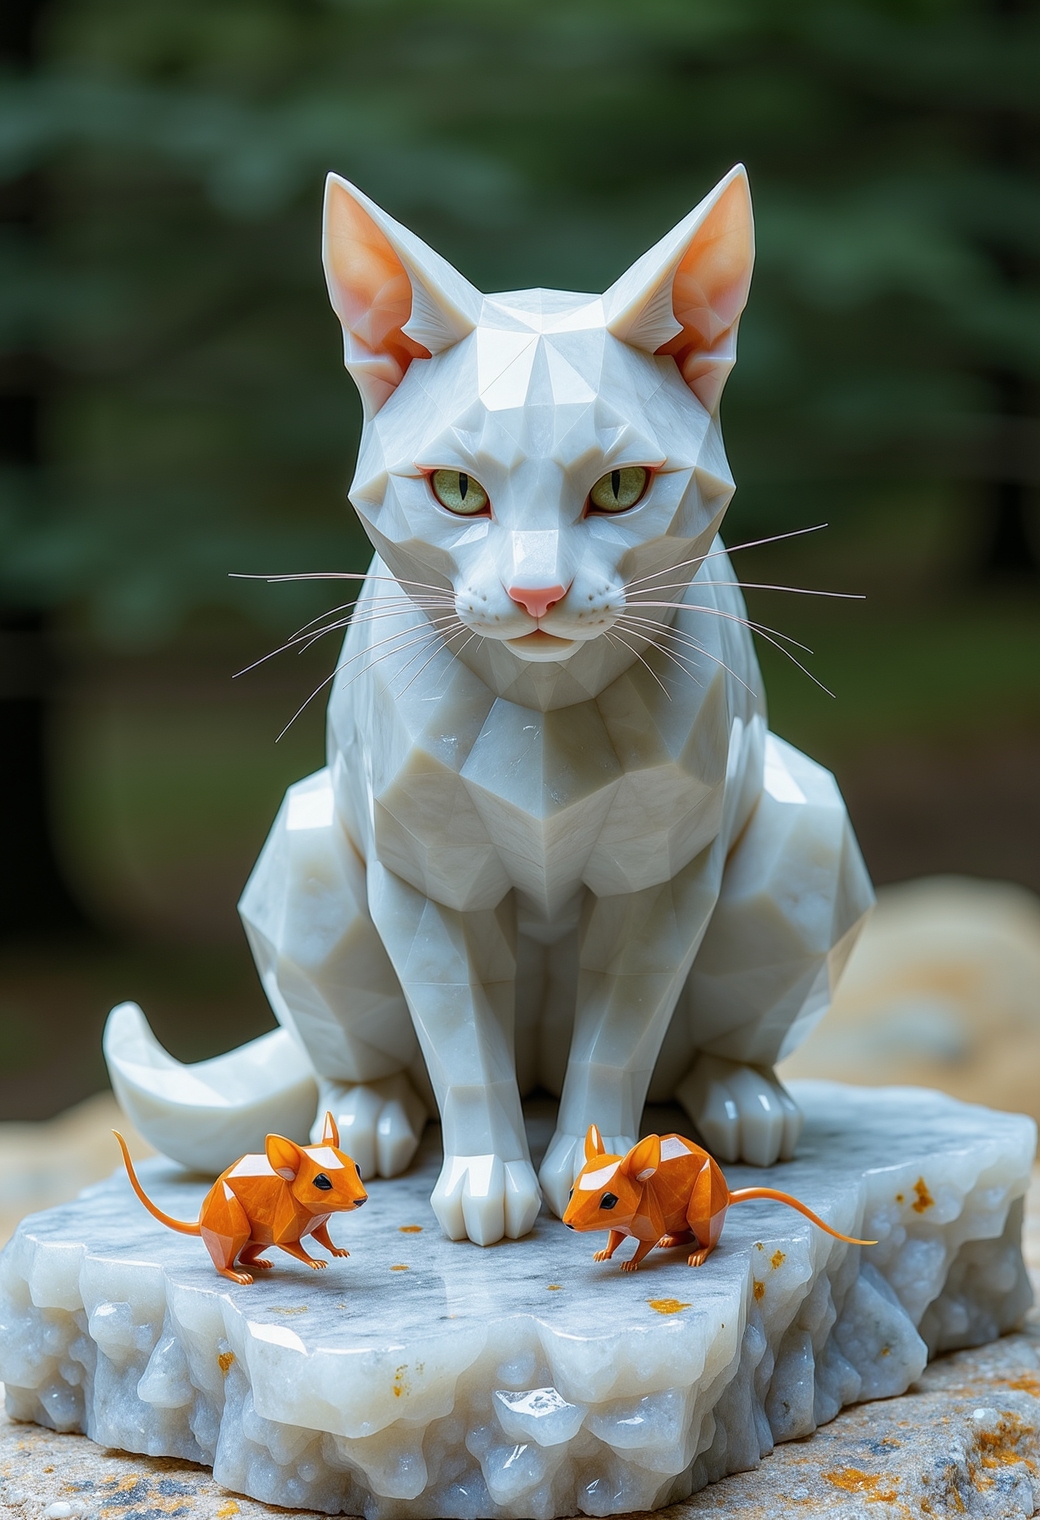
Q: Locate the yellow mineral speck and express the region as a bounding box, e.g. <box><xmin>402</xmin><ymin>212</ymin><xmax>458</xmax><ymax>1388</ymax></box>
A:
<box><xmin>753</xmin><ymin>1279</ymin><xmax>765</xmax><ymax>1302</ymax></box>
<box><xmin>217</xmin><ymin>1351</ymin><xmax>235</xmax><ymax>1375</ymax></box>
<box><xmin>770</xmin><ymin>1249</ymin><xmax>785</xmax><ymax>1270</ymax></box>
<box><xmin>755</xmin><ymin>1241</ymin><xmax>764</xmax><ymax>1251</ymax></box>
<box><xmin>390</xmin><ymin>1264</ymin><xmax>409</xmax><ymax>1271</ymax></box>
<box><xmin>647</xmin><ymin>1298</ymin><xmax>691</xmax><ymax>1315</ymax></box>
<box><xmin>976</xmin><ymin>1411</ymin><xmax>1032</xmax><ymax>1471</ymax></box>
<box><xmin>913</xmin><ymin>1177</ymin><xmax>935</xmax><ymax>1213</ymax></box>
<box><xmin>399</xmin><ymin>1225</ymin><xmax>423</xmax><ymax>1233</ymax></box>
<box><xmin>217</xmin><ymin>1503</ymin><xmax>240</xmax><ymax>1518</ymax></box>
<box><xmin>895</xmin><ymin>1192</ymin><xmax>904</xmax><ymax>1203</ymax></box>
<box><xmin>393</xmin><ymin>1363</ymin><xmax>408</xmax><ymax>1399</ymax></box>
<box><xmin>272</xmin><ymin>1305</ymin><xmax>308</xmax><ymax>1315</ymax></box>
<box><xmin>547</xmin><ymin>1283</ymin><xmax>562</xmax><ymax>1291</ymax></box>
<box><xmin>824</xmin><ymin>1468</ymin><xmax>899</xmax><ymax>1502</ymax></box>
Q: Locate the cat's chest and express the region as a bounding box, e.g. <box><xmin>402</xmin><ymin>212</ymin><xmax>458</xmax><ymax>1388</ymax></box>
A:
<box><xmin>331</xmin><ymin>642</ymin><xmax>734</xmax><ymax>921</ymax></box>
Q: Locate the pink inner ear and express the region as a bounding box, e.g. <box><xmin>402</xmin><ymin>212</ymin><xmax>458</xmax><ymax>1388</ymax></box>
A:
<box><xmin>656</xmin><ymin>177</ymin><xmax>752</xmax><ymax>411</ymax></box>
<box><xmin>325</xmin><ymin>183</ymin><xmax>431</xmax><ymax>390</ymax></box>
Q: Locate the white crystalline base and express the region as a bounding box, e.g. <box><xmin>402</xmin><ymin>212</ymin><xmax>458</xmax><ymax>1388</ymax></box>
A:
<box><xmin>0</xmin><ymin>1084</ymin><xmax>1033</xmax><ymax>1520</ymax></box>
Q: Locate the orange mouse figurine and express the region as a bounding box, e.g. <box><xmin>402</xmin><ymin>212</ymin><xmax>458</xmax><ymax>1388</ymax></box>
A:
<box><xmin>114</xmin><ymin>1112</ymin><xmax>368</xmax><ymax>1284</ymax></box>
<box><xmin>562</xmin><ymin>1126</ymin><xmax>875</xmax><ymax>1272</ymax></box>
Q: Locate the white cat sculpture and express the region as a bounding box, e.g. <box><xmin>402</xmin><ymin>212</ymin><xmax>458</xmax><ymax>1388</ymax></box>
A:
<box><xmin>106</xmin><ymin>165</ymin><xmax>873</xmax><ymax>1248</ymax></box>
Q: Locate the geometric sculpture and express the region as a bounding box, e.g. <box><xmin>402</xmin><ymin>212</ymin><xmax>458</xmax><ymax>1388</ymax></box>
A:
<box><xmin>105</xmin><ymin>165</ymin><xmax>874</xmax><ymax>1245</ymax></box>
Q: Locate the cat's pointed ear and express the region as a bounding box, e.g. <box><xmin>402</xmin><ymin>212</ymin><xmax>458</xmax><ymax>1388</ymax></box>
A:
<box><xmin>603</xmin><ymin>165</ymin><xmax>754</xmax><ymax>413</ymax></box>
<box><xmin>323</xmin><ymin>173</ymin><xmax>483</xmax><ymax>417</ymax></box>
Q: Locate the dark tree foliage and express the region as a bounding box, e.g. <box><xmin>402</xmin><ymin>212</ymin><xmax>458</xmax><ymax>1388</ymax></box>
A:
<box><xmin>1</xmin><ymin>0</ymin><xmax>1037</xmax><ymax>650</ymax></box>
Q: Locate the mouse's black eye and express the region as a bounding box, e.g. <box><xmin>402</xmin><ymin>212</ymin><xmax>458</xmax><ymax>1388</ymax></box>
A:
<box><xmin>600</xmin><ymin>1192</ymin><xmax>619</xmax><ymax>1210</ymax></box>
<box><xmin>355</xmin><ymin>1163</ymin><xmax>363</xmax><ymax>1179</ymax></box>
<box><xmin>313</xmin><ymin>1173</ymin><xmax>333</xmax><ymax>1191</ymax></box>
<box><xmin>568</xmin><ymin>1188</ymin><xmax>573</xmax><ymax>1200</ymax></box>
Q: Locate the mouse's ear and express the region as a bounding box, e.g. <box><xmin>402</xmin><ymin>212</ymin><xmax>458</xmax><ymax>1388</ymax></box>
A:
<box><xmin>323</xmin><ymin>173</ymin><xmax>482</xmax><ymax>419</ymax></box>
<box><xmin>320</xmin><ymin>1111</ymin><xmax>340</xmax><ymax>1148</ymax></box>
<box><xmin>603</xmin><ymin>165</ymin><xmax>753</xmax><ymax>414</ymax></box>
<box><xmin>621</xmin><ymin>1134</ymin><xmax>662</xmax><ymax>1184</ymax></box>
<box><xmin>584</xmin><ymin>1125</ymin><xmax>607</xmax><ymax>1163</ymax></box>
<box><xmin>266</xmin><ymin>1133</ymin><xmax>305</xmax><ymax>1181</ymax></box>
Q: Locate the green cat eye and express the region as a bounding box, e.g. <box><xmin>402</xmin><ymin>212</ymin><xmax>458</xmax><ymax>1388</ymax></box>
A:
<box><xmin>588</xmin><ymin>466</ymin><xmax>649</xmax><ymax>513</ymax></box>
<box><xmin>430</xmin><ymin>469</ymin><xmax>490</xmax><ymax>516</ymax></box>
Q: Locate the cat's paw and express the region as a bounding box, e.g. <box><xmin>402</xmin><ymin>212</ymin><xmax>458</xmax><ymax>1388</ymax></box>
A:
<box><xmin>431</xmin><ymin>1154</ymin><xmax>541</xmax><ymax>1246</ymax></box>
<box><xmin>538</xmin><ymin>1129</ymin><xmax>636</xmax><ymax>1219</ymax></box>
<box><xmin>675</xmin><ymin>1054</ymin><xmax>801</xmax><ymax>1167</ymax></box>
<box><xmin>313</xmin><ymin>1074</ymin><xmax>427</xmax><ymax>1179</ymax></box>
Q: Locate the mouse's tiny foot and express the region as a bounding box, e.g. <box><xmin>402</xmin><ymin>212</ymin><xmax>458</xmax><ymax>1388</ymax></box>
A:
<box><xmin>676</xmin><ymin>1054</ymin><xmax>801</xmax><ymax>1167</ymax></box>
<box><xmin>687</xmin><ymin>1248</ymin><xmax>711</xmax><ymax>1267</ymax></box>
<box><xmin>432</xmin><ymin>1153</ymin><xmax>541</xmax><ymax>1245</ymax></box>
<box><xmin>657</xmin><ymin>1233</ymin><xmax>689</xmax><ymax>1250</ymax></box>
<box><xmin>309</xmin><ymin>1259</ymin><xmax>328</xmax><ymax>1270</ymax></box>
<box><xmin>328</xmin><ymin>1247</ymin><xmax>350</xmax><ymax>1258</ymax></box>
<box><xmin>313</xmin><ymin>1074</ymin><xmax>427</xmax><ymax>1180</ymax></box>
<box><xmin>250</xmin><ymin>1258</ymin><xmax>273</xmax><ymax>1270</ymax></box>
<box><xmin>592</xmin><ymin>1248</ymin><xmax>611</xmax><ymax>1262</ymax></box>
<box><xmin>221</xmin><ymin>1269</ymin><xmax>254</xmax><ymax>1285</ymax></box>
<box><xmin>619</xmin><ymin>1259</ymin><xmax>640</xmax><ymax>1273</ymax></box>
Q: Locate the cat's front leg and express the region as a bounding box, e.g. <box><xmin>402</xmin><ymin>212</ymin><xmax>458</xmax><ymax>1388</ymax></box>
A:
<box><xmin>540</xmin><ymin>843</ymin><xmax>725</xmax><ymax>1218</ymax></box>
<box><xmin>367</xmin><ymin>862</ymin><xmax>541</xmax><ymax>1246</ymax></box>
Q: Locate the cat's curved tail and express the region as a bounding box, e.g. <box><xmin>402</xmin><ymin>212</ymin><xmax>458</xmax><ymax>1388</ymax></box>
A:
<box><xmin>727</xmin><ymin>1186</ymin><xmax>876</xmax><ymax>1246</ymax></box>
<box><xmin>104</xmin><ymin>1001</ymin><xmax>317</xmax><ymax>1173</ymax></box>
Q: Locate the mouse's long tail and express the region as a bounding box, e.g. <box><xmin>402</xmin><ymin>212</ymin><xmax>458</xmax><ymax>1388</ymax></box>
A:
<box><xmin>113</xmin><ymin>1131</ymin><xmax>201</xmax><ymax>1236</ymax></box>
<box><xmin>727</xmin><ymin>1187</ymin><xmax>876</xmax><ymax>1246</ymax></box>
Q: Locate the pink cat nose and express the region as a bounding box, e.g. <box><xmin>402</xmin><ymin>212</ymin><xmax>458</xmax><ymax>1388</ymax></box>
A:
<box><xmin>508</xmin><ymin>583</ymin><xmax>568</xmax><ymax>619</ymax></box>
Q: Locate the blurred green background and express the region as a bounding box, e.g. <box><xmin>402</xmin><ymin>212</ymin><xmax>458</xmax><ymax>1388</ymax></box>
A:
<box><xmin>1</xmin><ymin>0</ymin><xmax>1037</xmax><ymax>1121</ymax></box>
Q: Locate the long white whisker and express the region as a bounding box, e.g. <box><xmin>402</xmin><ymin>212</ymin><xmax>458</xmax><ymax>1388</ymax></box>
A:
<box><xmin>618</xmin><ymin>628</ymin><xmax>708</xmax><ymax>690</ymax></box>
<box><xmin>615</xmin><ymin>617</ymin><xmax>756</xmax><ymax>697</ymax></box>
<box><xmin>630</xmin><ymin>578</ymin><xmax>863</xmax><ymax>602</ymax></box>
<box><xmin>620</xmin><ymin>611</ymin><xmax>831</xmax><ymax>698</ymax></box>
<box><xmin>236</xmin><ymin>604</ymin><xmax>458</xmax><ymax>678</ymax></box>
<box><xmin>281</xmin><ymin>596</ymin><xmax>456</xmax><ymax>654</ymax></box>
<box><xmin>625</xmin><ymin>602</ymin><xmax>814</xmax><ymax>655</ymax></box>
<box><xmin>292</xmin><ymin>607</ymin><xmax>458</xmax><ymax>658</ymax></box>
<box><xmin>606</xmin><ymin>629</ymin><xmax>673</xmax><ymax>701</ymax></box>
<box><xmin>395</xmin><ymin>623</ymin><xmax>470</xmax><ymax>698</ymax></box>
<box><xmin>286</xmin><ymin>592</ymin><xmax>457</xmax><ymax>641</ymax></box>
<box><xmin>275</xmin><ymin>622</ymin><xmax>452</xmax><ymax>741</ymax></box>
<box><xmin>622</xmin><ymin>603</ymin><xmax>829</xmax><ymax>686</ymax></box>
<box><xmin>281</xmin><ymin>594</ymin><xmax>438</xmax><ymax>643</ymax></box>
<box><xmin>621</xmin><ymin>524</ymin><xmax>829</xmax><ymax>595</ymax></box>
<box><xmin>230</xmin><ymin>569</ymin><xmax>454</xmax><ymax>597</ymax></box>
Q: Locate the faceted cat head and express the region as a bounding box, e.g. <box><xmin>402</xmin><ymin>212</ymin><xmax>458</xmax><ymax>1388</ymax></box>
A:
<box><xmin>323</xmin><ymin>168</ymin><xmax>754</xmax><ymax>686</ymax></box>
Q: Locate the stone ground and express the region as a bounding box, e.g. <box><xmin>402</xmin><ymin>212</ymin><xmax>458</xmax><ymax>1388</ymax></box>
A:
<box><xmin>1</xmin><ymin>1165</ymin><xmax>1038</xmax><ymax>1520</ymax></box>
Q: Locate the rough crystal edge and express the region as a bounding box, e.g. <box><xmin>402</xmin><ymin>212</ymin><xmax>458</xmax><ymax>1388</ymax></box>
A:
<box><xmin>0</xmin><ymin>1094</ymin><xmax>1034</xmax><ymax>1519</ymax></box>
